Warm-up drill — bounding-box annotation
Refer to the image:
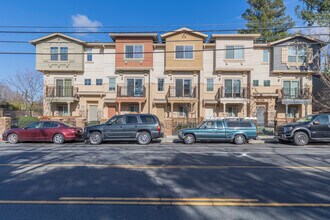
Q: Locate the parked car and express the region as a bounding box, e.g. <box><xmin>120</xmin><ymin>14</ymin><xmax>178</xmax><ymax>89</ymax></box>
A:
<box><xmin>83</xmin><ymin>114</ymin><xmax>163</xmax><ymax>145</ymax></box>
<box><xmin>275</xmin><ymin>114</ymin><xmax>330</xmax><ymax>146</ymax></box>
<box><xmin>178</xmin><ymin>119</ymin><xmax>258</xmax><ymax>145</ymax></box>
<box><xmin>2</xmin><ymin>121</ymin><xmax>83</xmax><ymax>144</ymax></box>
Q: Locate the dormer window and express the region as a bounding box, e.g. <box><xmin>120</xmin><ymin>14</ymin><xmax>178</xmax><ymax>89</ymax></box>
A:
<box><xmin>175</xmin><ymin>45</ymin><xmax>193</xmax><ymax>59</ymax></box>
<box><xmin>125</xmin><ymin>45</ymin><xmax>143</xmax><ymax>59</ymax></box>
<box><xmin>288</xmin><ymin>45</ymin><xmax>306</xmax><ymax>63</ymax></box>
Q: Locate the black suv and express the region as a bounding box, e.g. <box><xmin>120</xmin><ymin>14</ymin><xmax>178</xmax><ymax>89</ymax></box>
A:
<box><xmin>83</xmin><ymin>114</ymin><xmax>163</xmax><ymax>145</ymax></box>
<box><xmin>275</xmin><ymin>114</ymin><xmax>330</xmax><ymax>146</ymax></box>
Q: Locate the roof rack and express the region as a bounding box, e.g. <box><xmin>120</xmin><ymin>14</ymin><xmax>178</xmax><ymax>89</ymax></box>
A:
<box><xmin>204</xmin><ymin>116</ymin><xmax>257</xmax><ymax>120</ymax></box>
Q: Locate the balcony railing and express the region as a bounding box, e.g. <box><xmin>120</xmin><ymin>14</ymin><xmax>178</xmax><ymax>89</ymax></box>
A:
<box><xmin>45</xmin><ymin>86</ymin><xmax>78</xmax><ymax>98</ymax></box>
<box><xmin>217</xmin><ymin>86</ymin><xmax>249</xmax><ymax>99</ymax></box>
<box><xmin>117</xmin><ymin>86</ymin><xmax>146</xmax><ymax>97</ymax></box>
<box><xmin>166</xmin><ymin>86</ymin><xmax>197</xmax><ymax>98</ymax></box>
<box><xmin>280</xmin><ymin>88</ymin><xmax>311</xmax><ymax>99</ymax></box>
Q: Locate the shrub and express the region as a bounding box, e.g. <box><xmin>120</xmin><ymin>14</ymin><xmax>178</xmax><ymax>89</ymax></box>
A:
<box><xmin>18</xmin><ymin>116</ymin><xmax>39</xmax><ymax>128</ymax></box>
<box><xmin>86</xmin><ymin>121</ymin><xmax>100</xmax><ymax>126</ymax></box>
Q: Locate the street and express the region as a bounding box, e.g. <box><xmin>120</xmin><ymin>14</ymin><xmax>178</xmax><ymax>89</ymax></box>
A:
<box><xmin>0</xmin><ymin>141</ymin><xmax>329</xmax><ymax>219</ymax></box>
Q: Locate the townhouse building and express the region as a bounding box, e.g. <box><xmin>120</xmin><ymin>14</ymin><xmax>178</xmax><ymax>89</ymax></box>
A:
<box><xmin>30</xmin><ymin>28</ymin><xmax>324</xmax><ymax>128</ymax></box>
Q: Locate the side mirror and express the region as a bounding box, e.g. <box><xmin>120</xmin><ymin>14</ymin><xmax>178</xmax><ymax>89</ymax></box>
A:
<box><xmin>313</xmin><ymin>121</ymin><xmax>320</xmax><ymax>125</ymax></box>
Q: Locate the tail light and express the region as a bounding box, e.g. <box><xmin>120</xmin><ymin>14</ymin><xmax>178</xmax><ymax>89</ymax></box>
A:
<box><xmin>157</xmin><ymin>125</ymin><xmax>161</xmax><ymax>133</ymax></box>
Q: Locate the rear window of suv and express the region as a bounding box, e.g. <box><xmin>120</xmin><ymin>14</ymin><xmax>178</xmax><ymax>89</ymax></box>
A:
<box><xmin>140</xmin><ymin>115</ymin><xmax>156</xmax><ymax>124</ymax></box>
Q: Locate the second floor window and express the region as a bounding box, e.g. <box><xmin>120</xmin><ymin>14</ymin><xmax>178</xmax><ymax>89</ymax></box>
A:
<box><xmin>253</xmin><ymin>80</ymin><xmax>259</xmax><ymax>87</ymax></box>
<box><xmin>84</xmin><ymin>79</ymin><xmax>91</xmax><ymax>85</ymax></box>
<box><xmin>288</xmin><ymin>45</ymin><xmax>306</xmax><ymax>63</ymax></box>
<box><xmin>263</xmin><ymin>50</ymin><xmax>269</xmax><ymax>63</ymax></box>
<box><xmin>60</xmin><ymin>47</ymin><xmax>68</xmax><ymax>61</ymax></box>
<box><xmin>226</xmin><ymin>46</ymin><xmax>244</xmax><ymax>59</ymax></box>
<box><xmin>125</xmin><ymin>45</ymin><xmax>143</xmax><ymax>59</ymax></box>
<box><xmin>86</xmin><ymin>48</ymin><xmax>93</xmax><ymax>61</ymax></box>
<box><xmin>158</xmin><ymin>78</ymin><xmax>164</xmax><ymax>92</ymax></box>
<box><xmin>96</xmin><ymin>79</ymin><xmax>103</xmax><ymax>86</ymax></box>
<box><xmin>109</xmin><ymin>78</ymin><xmax>116</xmax><ymax>91</ymax></box>
<box><xmin>207</xmin><ymin>79</ymin><xmax>214</xmax><ymax>92</ymax></box>
<box><xmin>175</xmin><ymin>45</ymin><xmax>193</xmax><ymax>59</ymax></box>
<box><xmin>50</xmin><ymin>47</ymin><xmax>58</xmax><ymax>61</ymax></box>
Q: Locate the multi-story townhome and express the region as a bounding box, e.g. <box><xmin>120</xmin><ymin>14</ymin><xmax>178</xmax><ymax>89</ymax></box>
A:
<box><xmin>31</xmin><ymin>28</ymin><xmax>324</xmax><ymax>127</ymax></box>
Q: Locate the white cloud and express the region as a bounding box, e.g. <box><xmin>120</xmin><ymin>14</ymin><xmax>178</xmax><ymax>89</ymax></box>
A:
<box><xmin>71</xmin><ymin>14</ymin><xmax>102</xmax><ymax>32</ymax></box>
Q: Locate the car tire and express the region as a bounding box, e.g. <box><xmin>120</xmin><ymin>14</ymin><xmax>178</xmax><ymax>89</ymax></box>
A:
<box><xmin>278</xmin><ymin>139</ymin><xmax>291</xmax><ymax>144</ymax></box>
<box><xmin>234</xmin><ymin>134</ymin><xmax>246</xmax><ymax>145</ymax></box>
<box><xmin>183</xmin><ymin>134</ymin><xmax>195</xmax><ymax>144</ymax></box>
<box><xmin>137</xmin><ymin>131</ymin><xmax>152</xmax><ymax>145</ymax></box>
<box><xmin>89</xmin><ymin>131</ymin><xmax>103</xmax><ymax>145</ymax></box>
<box><xmin>7</xmin><ymin>133</ymin><xmax>19</xmax><ymax>144</ymax></box>
<box><xmin>53</xmin><ymin>133</ymin><xmax>65</xmax><ymax>144</ymax></box>
<box><xmin>293</xmin><ymin>131</ymin><xmax>309</xmax><ymax>146</ymax></box>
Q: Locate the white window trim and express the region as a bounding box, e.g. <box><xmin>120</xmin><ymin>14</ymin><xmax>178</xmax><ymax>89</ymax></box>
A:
<box><xmin>224</xmin><ymin>45</ymin><xmax>245</xmax><ymax>60</ymax></box>
<box><xmin>124</xmin><ymin>44</ymin><xmax>144</xmax><ymax>60</ymax></box>
<box><xmin>157</xmin><ymin>78</ymin><xmax>165</xmax><ymax>93</ymax></box>
<box><xmin>86</xmin><ymin>48</ymin><xmax>93</xmax><ymax>63</ymax></box>
<box><xmin>287</xmin><ymin>45</ymin><xmax>307</xmax><ymax>65</ymax></box>
<box><xmin>206</xmin><ymin>78</ymin><xmax>215</xmax><ymax>93</ymax></box>
<box><xmin>96</xmin><ymin>79</ymin><xmax>103</xmax><ymax>86</ymax></box>
<box><xmin>262</xmin><ymin>49</ymin><xmax>269</xmax><ymax>64</ymax></box>
<box><xmin>174</xmin><ymin>45</ymin><xmax>194</xmax><ymax>60</ymax></box>
<box><xmin>108</xmin><ymin>77</ymin><xmax>116</xmax><ymax>92</ymax></box>
<box><xmin>84</xmin><ymin>78</ymin><xmax>92</xmax><ymax>86</ymax></box>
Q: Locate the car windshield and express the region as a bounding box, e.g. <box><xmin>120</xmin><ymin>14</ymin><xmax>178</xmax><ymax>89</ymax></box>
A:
<box><xmin>197</xmin><ymin>121</ymin><xmax>206</xmax><ymax>128</ymax></box>
<box><xmin>297</xmin><ymin>115</ymin><xmax>315</xmax><ymax>123</ymax></box>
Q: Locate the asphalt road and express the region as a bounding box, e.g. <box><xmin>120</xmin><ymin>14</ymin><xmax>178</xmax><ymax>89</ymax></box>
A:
<box><xmin>0</xmin><ymin>141</ymin><xmax>329</xmax><ymax>220</ymax></box>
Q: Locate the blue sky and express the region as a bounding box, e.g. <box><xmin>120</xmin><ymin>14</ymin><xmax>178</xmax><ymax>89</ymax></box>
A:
<box><xmin>0</xmin><ymin>0</ymin><xmax>302</xmax><ymax>80</ymax></box>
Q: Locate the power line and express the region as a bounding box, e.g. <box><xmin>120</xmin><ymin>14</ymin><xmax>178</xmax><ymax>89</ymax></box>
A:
<box><xmin>0</xmin><ymin>42</ymin><xmax>327</xmax><ymax>56</ymax></box>
<box><xmin>0</xmin><ymin>25</ymin><xmax>328</xmax><ymax>34</ymax></box>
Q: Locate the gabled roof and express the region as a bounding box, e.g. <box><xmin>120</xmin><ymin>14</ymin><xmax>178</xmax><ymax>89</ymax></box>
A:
<box><xmin>160</xmin><ymin>27</ymin><xmax>208</xmax><ymax>39</ymax></box>
<box><xmin>30</xmin><ymin>33</ymin><xmax>86</xmax><ymax>45</ymax></box>
<box><xmin>109</xmin><ymin>33</ymin><xmax>158</xmax><ymax>41</ymax></box>
<box><xmin>270</xmin><ymin>34</ymin><xmax>326</xmax><ymax>46</ymax></box>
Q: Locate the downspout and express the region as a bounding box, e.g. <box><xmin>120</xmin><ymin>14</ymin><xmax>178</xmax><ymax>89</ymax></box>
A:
<box><xmin>148</xmin><ymin>71</ymin><xmax>151</xmax><ymax>113</ymax></box>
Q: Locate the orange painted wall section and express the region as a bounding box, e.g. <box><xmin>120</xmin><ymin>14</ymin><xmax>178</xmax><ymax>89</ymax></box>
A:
<box><xmin>115</xmin><ymin>37</ymin><xmax>154</xmax><ymax>68</ymax></box>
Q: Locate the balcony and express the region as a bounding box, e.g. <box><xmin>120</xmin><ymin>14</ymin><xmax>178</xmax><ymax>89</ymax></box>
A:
<box><xmin>166</xmin><ymin>86</ymin><xmax>197</xmax><ymax>99</ymax></box>
<box><xmin>117</xmin><ymin>86</ymin><xmax>146</xmax><ymax>98</ymax></box>
<box><xmin>279</xmin><ymin>88</ymin><xmax>312</xmax><ymax>100</ymax></box>
<box><xmin>217</xmin><ymin>86</ymin><xmax>249</xmax><ymax>100</ymax></box>
<box><xmin>45</xmin><ymin>86</ymin><xmax>78</xmax><ymax>102</ymax></box>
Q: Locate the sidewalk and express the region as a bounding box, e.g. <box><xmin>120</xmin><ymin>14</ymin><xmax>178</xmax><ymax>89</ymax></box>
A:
<box><xmin>160</xmin><ymin>135</ymin><xmax>277</xmax><ymax>144</ymax></box>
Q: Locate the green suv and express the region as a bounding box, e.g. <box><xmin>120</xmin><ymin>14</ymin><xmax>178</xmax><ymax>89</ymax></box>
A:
<box><xmin>178</xmin><ymin>119</ymin><xmax>257</xmax><ymax>145</ymax></box>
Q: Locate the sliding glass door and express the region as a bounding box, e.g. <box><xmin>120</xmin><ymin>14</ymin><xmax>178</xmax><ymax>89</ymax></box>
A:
<box><xmin>175</xmin><ymin>79</ymin><xmax>192</xmax><ymax>97</ymax></box>
<box><xmin>55</xmin><ymin>79</ymin><xmax>72</xmax><ymax>97</ymax></box>
<box><xmin>225</xmin><ymin>79</ymin><xmax>241</xmax><ymax>98</ymax></box>
<box><xmin>126</xmin><ymin>78</ymin><xmax>143</xmax><ymax>97</ymax></box>
<box><xmin>283</xmin><ymin>81</ymin><xmax>300</xmax><ymax>98</ymax></box>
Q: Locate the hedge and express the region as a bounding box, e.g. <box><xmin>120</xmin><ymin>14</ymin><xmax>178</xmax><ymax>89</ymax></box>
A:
<box><xmin>18</xmin><ymin>116</ymin><xmax>39</xmax><ymax>128</ymax></box>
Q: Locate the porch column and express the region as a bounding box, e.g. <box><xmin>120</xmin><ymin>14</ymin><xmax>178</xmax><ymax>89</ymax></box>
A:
<box><xmin>304</xmin><ymin>104</ymin><xmax>308</xmax><ymax>116</ymax></box>
<box><xmin>67</xmin><ymin>102</ymin><xmax>71</xmax><ymax>116</ymax></box>
<box><xmin>243</xmin><ymin>102</ymin><xmax>247</xmax><ymax>117</ymax></box>
<box><xmin>285</xmin><ymin>104</ymin><xmax>289</xmax><ymax>119</ymax></box>
<box><xmin>118</xmin><ymin>102</ymin><xmax>121</xmax><ymax>115</ymax></box>
<box><xmin>170</xmin><ymin>103</ymin><xmax>174</xmax><ymax>118</ymax></box>
<box><xmin>138</xmin><ymin>102</ymin><xmax>142</xmax><ymax>114</ymax></box>
<box><xmin>223</xmin><ymin>103</ymin><xmax>226</xmax><ymax>117</ymax></box>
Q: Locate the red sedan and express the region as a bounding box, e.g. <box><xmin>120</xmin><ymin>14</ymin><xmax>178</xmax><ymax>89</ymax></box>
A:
<box><xmin>2</xmin><ymin>121</ymin><xmax>83</xmax><ymax>144</ymax></box>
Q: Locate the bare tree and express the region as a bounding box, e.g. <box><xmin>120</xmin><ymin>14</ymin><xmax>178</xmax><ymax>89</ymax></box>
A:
<box><xmin>6</xmin><ymin>69</ymin><xmax>43</xmax><ymax>116</ymax></box>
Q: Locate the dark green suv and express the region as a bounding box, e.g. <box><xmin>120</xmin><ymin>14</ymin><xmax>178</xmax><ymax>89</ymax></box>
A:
<box><xmin>178</xmin><ymin>119</ymin><xmax>257</xmax><ymax>145</ymax></box>
<box><xmin>83</xmin><ymin>114</ymin><xmax>163</xmax><ymax>145</ymax></box>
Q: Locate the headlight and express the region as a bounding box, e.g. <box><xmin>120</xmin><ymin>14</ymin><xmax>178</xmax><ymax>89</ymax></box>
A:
<box><xmin>283</xmin><ymin>127</ymin><xmax>293</xmax><ymax>132</ymax></box>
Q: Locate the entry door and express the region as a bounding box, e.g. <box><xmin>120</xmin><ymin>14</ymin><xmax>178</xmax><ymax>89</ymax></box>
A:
<box><xmin>205</xmin><ymin>108</ymin><xmax>214</xmax><ymax>118</ymax></box>
<box><xmin>256</xmin><ymin>106</ymin><xmax>266</xmax><ymax>126</ymax></box>
<box><xmin>89</xmin><ymin>105</ymin><xmax>98</xmax><ymax>121</ymax></box>
<box><xmin>228</xmin><ymin>106</ymin><xmax>238</xmax><ymax>117</ymax></box>
<box><xmin>127</xmin><ymin>78</ymin><xmax>143</xmax><ymax>97</ymax></box>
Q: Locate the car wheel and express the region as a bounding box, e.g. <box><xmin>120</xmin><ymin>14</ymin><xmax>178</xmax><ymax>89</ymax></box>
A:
<box><xmin>137</xmin><ymin>131</ymin><xmax>151</xmax><ymax>145</ymax></box>
<box><xmin>7</xmin><ymin>133</ymin><xmax>18</xmax><ymax>144</ymax></box>
<box><xmin>234</xmin><ymin>134</ymin><xmax>246</xmax><ymax>145</ymax></box>
<box><xmin>89</xmin><ymin>131</ymin><xmax>103</xmax><ymax>145</ymax></box>
<box><xmin>53</xmin><ymin>133</ymin><xmax>65</xmax><ymax>144</ymax></box>
<box><xmin>293</xmin><ymin>131</ymin><xmax>309</xmax><ymax>146</ymax></box>
<box><xmin>183</xmin><ymin>134</ymin><xmax>195</xmax><ymax>144</ymax></box>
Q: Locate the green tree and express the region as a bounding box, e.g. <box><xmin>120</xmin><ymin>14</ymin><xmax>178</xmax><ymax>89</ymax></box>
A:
<box><xmin>239</xmin><ymin>0</ymin><xmax>295</xmax><ymax>42</ymax></box>
<box><xmin>296</xmin><ymin>0</ymin><xmax>330</xmax><ymax>25</ymax></box>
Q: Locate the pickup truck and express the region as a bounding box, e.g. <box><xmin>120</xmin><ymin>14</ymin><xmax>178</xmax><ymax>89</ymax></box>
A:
<box><xmin>178</xmin><ymin>119</ymin><xmax>258</xmax><ymax>145</ymax></box>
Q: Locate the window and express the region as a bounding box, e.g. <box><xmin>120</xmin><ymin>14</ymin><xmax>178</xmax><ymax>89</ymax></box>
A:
<box><xmin>228</xmin><ymin>106</ymin><xmax>238</xmax><ymax>117</ymax></box>
<box><xmin>224</xmin><ymin>79</ymin><xmax>241</xmax><ymax>98</ymax></box>
<box><xmin>26</xmin><ymin>122</ymin><xmax>42</xmax><ymax>129</ymax></box>
<box><xmin>283</xmin><ymin>81</ymin><xmax>300</xmax><ymax>98</ymax></box>
<box><xmin>110</xmin><ymin>116</ymin><xmax>124</xmax><ymax>125</ymax></box>
<box><xmin>175</xmin><ymin>45</ymin><xmax>193</xmax><ymax>59</ymax></box>
<box><xmin>288</xmin><ymin>107</ymin><xmax>298</xmax><ymax>118</ymax></box>
<box><xmin>58</xmin><ymin>105</ymin><xmax>69</xmax><ymax>116</ymax></box>
<box><xmin>253</xmin><ymin>80</ymin><xmax>259</xmax><ymax>87</ymax></box>
<box><xmin>264</xmin><ymin>80</ymin><xmax>270</xmax><ymax>87</ymax></box>
<box><xmin>240</xmin><ymin>121</ymin><xmax>253</xmax><ymax>127</ymax></box>
<box><xmin>316</xmin><ymin>116</ymin><xmax>329</xmax><ymax>125</ymax></box>
<box><xmin>96</xmin><ymin>79</ymin><xmax>103</xmax><ymax>86</ymax></box>
<box><xmin>125</xmin><ymin>45</ymin><xmax>143</xmax><ymax>59</ymax></box>
<box><xmin>86</xmin><ymin>48</ymin><xmax>93</xmax><ymax>61</ymax></box>
<box><xmin>217</xmin><ymin>121</ymin><xmax>224</xmax><ymax>129</ymax></box>
<box><xmin>157</xmin><ymin>78</ymin><xmax>164</xmax><ymax>92</ymax></box>
<box><xmin>43</xmin><ymin>122</ymin><xmax>59</xmax><ymax>128</ymax></box>
<box><xmin>126</xmin><ymin>116</ymin><xmax>138</xmax><ymax>124</ymax></box>
<box><xmin>179</xmin><ymin>106</ymin><xmax>188</xmax><ymax>117</ymax></box>
<box><xmin>50</xmin><ymin>47</ymin><xmax>58</xmax><ymax>61</ymax></box>
<box><xmin>129</xmin><ymin>105</ymin><xmax>139</xmax><ymax>113</ymax></box>
<box><xmin>60</xmin><ymin>47</ymin><xmax>68</xmax><ymax>61</ymax></box>
<box><xmin>140</xmin><ymin>115</ymin><xmax>156</xmax><ymax>124</ymax></box>
<box><xmin>226</xmin><ymin>121</ymin><xmax>240</xmax><ymax>128</ymax></box>
<box><xmin>226</xmin><ymin>46</ymin><xmax>244</xmax><ymax>59</ymax></box>
<box><xmin>203</xmin><ymin>121</ymin><xmax>216</xmax><ymax>129</ymax></box>
<box><xmin>84</xmin><ymin>79</ymin><xmax>91</xmax><ymax>85</ymax></box>
<box><xmin>109</xmin><ymin>78</ymin><xmax>116</xmax><ymax>91</ymax></box>
<box><xmin>288</xmin><ymin>45</ymin><xmax>307</xmax><ymax>63</ymax></box>
<box><xmin>207</xmin><ymin>79</ymin><xmax>214</xmax><ymax>92</ymax></box>
<box><xmin>263</xmin><ymin>50</ymin><xmax>269</xmax><ymax>62</ymax></box>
